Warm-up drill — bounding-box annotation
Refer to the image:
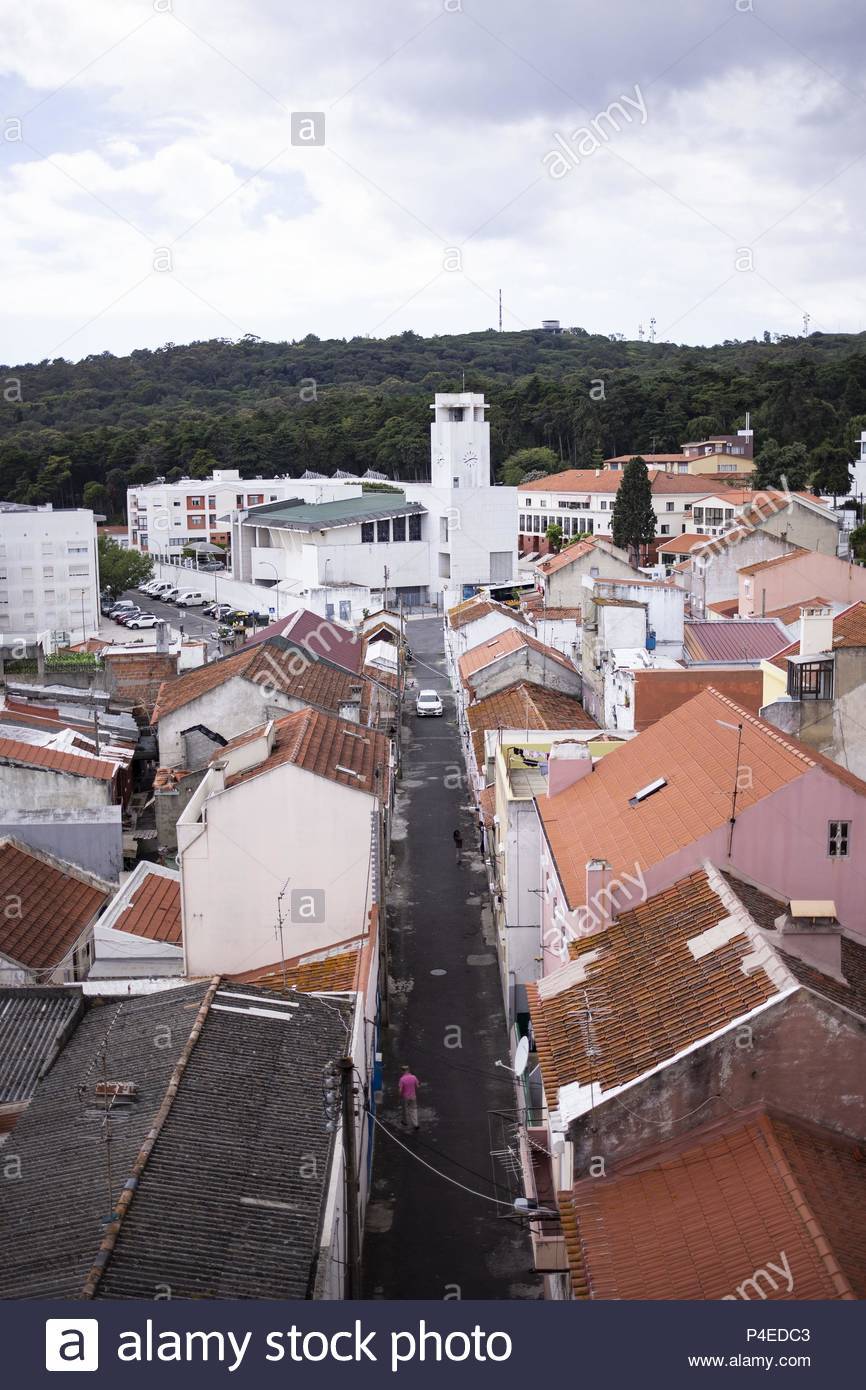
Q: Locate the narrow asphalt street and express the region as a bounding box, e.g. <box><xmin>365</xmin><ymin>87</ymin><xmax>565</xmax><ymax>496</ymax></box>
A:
<box><xmin>362</xmin><ymin>616</ymin><xmax>541</xmax><ymax>1300</ymax></box>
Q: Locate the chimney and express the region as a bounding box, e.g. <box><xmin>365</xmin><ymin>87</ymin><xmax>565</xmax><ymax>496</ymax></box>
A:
<box><xmin>775</xmin><ymin>899</ymin><xmax>845</xmax><ymax>982</ymax></box>
<box><xmin>798</xmin><ymin>605</ymin><xmax>833</xmax><ymax>657</ymax></box>
<box><xmin>547</xmin><ymin>741</ymin><xmax>593</xmax><ymax>797</ymax></box>
<box><xmin>155</xmin><ymin>619</ymin><xmax>169</xmax><ymax>654</ymax></box>
<box><xmin>582</xmin><ymin>858</ymin><xmax>614</xmax><ymax>934</ymax></box>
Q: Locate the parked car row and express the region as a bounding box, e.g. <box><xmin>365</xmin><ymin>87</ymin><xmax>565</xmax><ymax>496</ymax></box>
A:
<box><xmin>137</xmin><ymin>578</ymin><xmax>208</xmax><ymax>606</ymax></box>
<box><xmin>99</xmin><ymin>597</ymin><xmax>161</xmax><ymax>629</ymax></box>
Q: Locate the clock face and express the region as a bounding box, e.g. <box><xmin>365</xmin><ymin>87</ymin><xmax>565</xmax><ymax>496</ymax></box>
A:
<box><xmin>463</xmin><ymin>451</ymin><xmax>478</xmax><ymax>466</ymax></box>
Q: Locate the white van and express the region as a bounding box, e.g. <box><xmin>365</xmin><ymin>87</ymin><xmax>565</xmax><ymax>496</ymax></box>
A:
<box><xmin>149</xmin><ymin>581</ymin><xmax>176</xmax><ymax>598</ymax></box>
<box><xmin>176</xmin><ymin>591</ymin><xmax>205</xmax><ymax>607</ymax></box>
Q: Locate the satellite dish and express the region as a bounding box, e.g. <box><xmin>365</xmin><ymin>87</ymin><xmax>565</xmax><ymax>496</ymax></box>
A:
<box><xmin>514</xmin><ymin>1036</ymin><xmax>530</xmax><ymax>1078</ymax></box>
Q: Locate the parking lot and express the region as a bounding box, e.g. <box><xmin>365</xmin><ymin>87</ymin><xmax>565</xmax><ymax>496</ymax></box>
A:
<box><xmin>104</xmin><ymin>583</ymin><xmax>273</xmax><ymax>655</ymax></box>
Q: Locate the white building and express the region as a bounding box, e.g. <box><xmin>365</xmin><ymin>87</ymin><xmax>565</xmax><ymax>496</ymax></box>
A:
<box><xmin>0</xmin><ymin>502</ymin><xmax>100</xmax><ymax>648</ymax></box>
<box><xmin>178</xmin><ymin>394</ymin><xmax>517</xmax><ymax>617</ymax></box>
<box><xmin>518</xmin><ymin>470</ymin><xmax>713</xmax><ymax>558</ymax></box>
<box><xmin>177</xmin><ymin>708</ymin><xmax>392</xmax><ymax>977</ymax></box>
<box><xmin>127</xmin><ymin>468</ymin><xmax>363</xmax><ymax>557</ymax></box>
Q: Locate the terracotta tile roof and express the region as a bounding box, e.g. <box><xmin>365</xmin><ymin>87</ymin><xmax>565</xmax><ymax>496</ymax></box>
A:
<box><xmin>0</xmin><ymin>839</ymin><xmax>110</xmax><ymax>970</ymax></box>
<box><xmin>521</xmin><ymin>470</ymin><xmax>711</xmax><ymax>496</ymax></box>
<box><xmin>107</xmin><ymin>867</ymin><xmax>182</xmax><ymax>944</ymax></box>
<box><xmin>466</xmin><ymin>681</ymin><xmax>597</xmax><ymax>770</ymax></box>
<box><xmin>683</xmin><ymin>618</ymin><xmax>788</xmax><ymax>663</ymax></box>
<box><xmin>537</xmin><ymin>688</ymin><xmax>858</xmax><ymax>904</ymax></box>
<box><xmin>738</xmin><ymin>546</ymin><xmax>810</xmax><ymax>578</ymax></box>
<box><xmin>534</xmin><ymin>606</ymin><xmax>583</xmax><ymax>620</ymax></box>
<box><xmin>559</xmin><ymin>1110</ymin><xmax>866</xmax><ymax>1300</ymax></box>
<box><xmin>447</xmin><ymin>597</ymin><xmax>528</xmax><ymax>630</ymax></box>
<box><xmin>706</xmin><ymin>598</ymin><xmax>741</xmax><ymax>617</ymax></box>
<box><xmin>764</xmin><ymin>596</ymin><xmax>831</xmax><ymax>626</ymax></box>
<box><xmin>152</xmin><ymin>637</ymin><xmax>376</xmax><ymax>724</ymax></box>
<box><xmin>152</xmin><ymin>645</ymin><xmax>258</xmax><ymax>722</ymax></box>
<box><xmin>232</xmin><ymin>943</ymin><xmax>363</xmax><ymax>993</ymax></box>
<box><xmin>479</xmin><ymin>786</ymin><xmax>497</xmax><ymax>828</ymax></box>
<box><xmin>527</xmin><ymin>869</ymin><xmax>785</xmax><ymax>1102</ymax></box>
<box><xmin>0</xmin><ymin>735</ymin><xmax>119</xmax><ymax>781</ymax></box>
<box><xmin>457</xmin><ymin>627</ymin><xmax>575</xmax><ymax>685</ymax></box>
<box><xmin>657</xmin><ymin>533</ymin><xmax>705</xmax><ymax>555</ymax></box>
<box><xmin>768</xmin><ymin>601</ymin><xmax>866</xmax><ymax>671</ymax></box>
<box><xmin>218</xmin><ymin>707</ymin><xmax>391</xmax><ymax>797</ymax></box>
<box><xmin>535</xmin><ymin>540</ymin><xmax>598</xmax><ymax>575</ymax></box>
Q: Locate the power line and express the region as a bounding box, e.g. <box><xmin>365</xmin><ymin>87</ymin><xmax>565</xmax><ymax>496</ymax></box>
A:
<box><xmin>368</xmin><ymin>1110</ymin><xmax>514</xmax><ymax>1208</ymax></box>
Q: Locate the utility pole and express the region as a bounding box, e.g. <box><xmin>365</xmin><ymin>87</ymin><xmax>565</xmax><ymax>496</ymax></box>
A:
<box><xmin>383</xmin><ymin>565</ymin><xmax>389</xmax><ymax>611</ymax></box>
<box><xmin>339</xmin><ymin>1056</ymin><xmax>361</xmax><ymax>1298</ymax></box>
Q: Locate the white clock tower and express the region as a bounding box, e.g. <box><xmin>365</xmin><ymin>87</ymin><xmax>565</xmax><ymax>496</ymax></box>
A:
<box><xmin>429</xmin><ymin>392</ymin><xmax>490</xmax><ymax>489</ymax></box>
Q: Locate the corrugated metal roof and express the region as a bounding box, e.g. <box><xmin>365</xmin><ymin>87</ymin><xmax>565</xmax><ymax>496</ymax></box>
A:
<box><xmin>684</xmin><ymin>618</ymin><xmax>788</xmax><ymax>664</ymax></box>
<box><xmin>0</xmin><ymin>988</ymin><xmax>83</xmax><ymax>1103</ymax></box>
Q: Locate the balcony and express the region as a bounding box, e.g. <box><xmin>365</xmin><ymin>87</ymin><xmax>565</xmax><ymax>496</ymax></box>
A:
<box><xmin>519</xmin><ymin>1126</ymin><xmax>568</xmax><ymax>1273</ymax></box>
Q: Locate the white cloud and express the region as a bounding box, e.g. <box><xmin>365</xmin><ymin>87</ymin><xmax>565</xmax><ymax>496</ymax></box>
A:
<box><xmin>2</xmin><ymin>0</ymin><xmax>866</xmax><ymax>361</ymax></box>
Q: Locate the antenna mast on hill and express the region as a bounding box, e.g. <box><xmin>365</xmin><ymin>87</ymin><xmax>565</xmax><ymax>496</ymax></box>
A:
<box><xmin>649</xmin><ymin>317</ymin><xmax>657</xmax><ymax>342</ymax></box>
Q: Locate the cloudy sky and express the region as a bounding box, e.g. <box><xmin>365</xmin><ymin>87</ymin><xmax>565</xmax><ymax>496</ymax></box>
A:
<box><xmin>2</xmin><ymin>0</ymin><xmax>865</xmax><ymax>362</ymax></box>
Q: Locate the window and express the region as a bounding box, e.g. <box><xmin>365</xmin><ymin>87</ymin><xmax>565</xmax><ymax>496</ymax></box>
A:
<box><xmin>787</xmin><ymin>657</ymin><xmax>833</xmax><ymax>701</ymax></box>
<box><xmin>188</xmin><ymin>515</ymin><xmax>205</xmax><ymax>529</ymax></box>
<box><xmin>719</xmin><ymin>463</ymin><xmax>737</xmax><ymax>473</ymax></box>
<box><xmin>42</xmin><ymin>566</ymin><xmax>54</xmax><ymax>580</ymax></box>
<box><xmin>67</xmin><ymin>545</ymin><xmax>88</xmax><ymax>556</ymax></box>
<box><xmin>524</xmin><ymin>497</ymin><xmax>532</xmax><ymax>506</ymax></box>
<box><xmin>539</xmin><ymin>499</ymin><xmax>547</xmax><ymax>509</ymax></box>
<box><xmin>408</xmin><ymin>514</ymin><xmax>422</xmax><ymax>541</ymax></box>
<box><xmin>519</xmin><ymin>513</ymin><xmax>526</xmax><ymax>531</ymax></box>
<box><xmin>828</xmin><ymin>820</ymin><xmax>849</xmax><ymax>857</ymax></box>
<box><xmin>665</xmin><ymin>501</ymin><xmax>674</xmax><ymax>512</ymax></box>
<box><xmin>361</xmin><ymin>522</ymin><xmax>374</xmax><ymax>543</ymax></box>
<box><xmin>246</xmin><ymin>494</ymin><xmax>263</xmax><ymax>506</ymax></box>
<box><xmin>392</xmin><ymin>516</ymin><xmax>406</xmax><ymax>541</ymax></box>
<box><xmin>439</xmin><ymin>517</ymin><xmax>449</xmax><ymax>543</ymax></box>
<box><xmin>660</xmin><ymin>524</ymin><xmax>670</xmax><ymax>535</ymax></box>
<box><xmin>724</xmin><ymin>508</ymin><xmax>734</xmax><ymax>519</ymax></box>
<box><xmin>68</xmin><ymin>565</ymin><xmax>89</xmax><ymax>577</ymax></box>
<box><xmin>207</xmin><ymin>495</ymin><xmax>216</xmax><ymax>507</ymax></box>
<box><xmin>188</xmin><ymin>496</ymin><xmax>203</xmax><ymax>507</ymax></box>
<box><xmin>339</xmin><ymin>600</ymin><xmax>351</xmax><ymax>621</ymax></box>
<box><xmin>678</xmin><ymin>462</ymin><xmax>688</xmax><ymax>473</ymax></box>
<box><xmin>376</xmin><ymin>519</ymin><xmax>390</xmax><ymax>543</ymax></box>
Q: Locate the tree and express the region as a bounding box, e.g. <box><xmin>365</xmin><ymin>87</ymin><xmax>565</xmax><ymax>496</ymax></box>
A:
<box><xmin>186</xmin><ymin>449</ymin><xmax>219</xmax><ymax>480</ymax></box>
<box><xmin>545</xmin><ymin>523</ymin><xmax>564</xmax><ymax>553</ymax></box>
<box><xmin>809</xmin><ymin>440</ymin><xmax>851</xmax><ymax>499</ymax></box>
<box><xmin>611</xmin><ymin>456</ymin><xmax>656</xmax><ymax>565</ymax></box>
<box><xmin>500</xmin><ymin>446</ymin><xmax>559</xmax><ymax>485</ymax></box>
<box><xmin>98</xmin><ymin>536</ymin><xmax>153</xmax><ymax>597</ymax></box>
<box><xmin>850</xmin><ymin>525</ymin><xmax>866</xmax><ymax>564</ymax></box>
<box><xmin>753</xmin><ymin>438</ymin><xmax>811</xmax><ymax>491</ymax></box>
<box><xmin>82</xmin><ymin>480</ymin><xmax>110</xmax><ymax>515</ymax></box>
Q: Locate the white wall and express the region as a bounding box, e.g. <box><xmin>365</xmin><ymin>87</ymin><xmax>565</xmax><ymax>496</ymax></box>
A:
<box><xmin>0</xmin><ymin>505</ymin><xmax>99</xmax><ymax>647</ymax></box>
<box><xmin>180</xmin><ymin>762</ymin><xmax>377</xmax><ymax>975</ymax></box>
<box><xmin>0</xmin><ymin>763</ymin><xmax>113</xmax><ymax>810</ymax></box>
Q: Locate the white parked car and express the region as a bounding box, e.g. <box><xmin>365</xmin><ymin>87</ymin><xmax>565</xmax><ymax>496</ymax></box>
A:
<box><xmin>415</xmin><ymin>689</ymin><xmax>444</xmax><ymax>717</ymax></box>
<box><xmin>176</xmin><ymin>591</ymin><xmax>205</xmax><ymax>607</ymax></box>
<box><xmin>125</xmin><ymin>613</ymin><xmax>160</xmax><ymax>629</ymax></box>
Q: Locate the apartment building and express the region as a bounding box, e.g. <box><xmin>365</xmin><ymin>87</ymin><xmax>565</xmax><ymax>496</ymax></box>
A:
<box><xmin>0</xmin><ymin>502</ymin><xmax>99</xmax><ymax>648</ymax></box>
<box><xmin>518</xmin><ymin>470</ymin><xmax>712</xmax><ymax>556</ymax></box>
<box><xmin>605</xmin><ymin>429</ymin><xmax>755</xmax><ymax>475</ymax></box>
<box><xmin>127</xmin><ymin>469</ymin><xmax>361</xmax><ymax>557</ymax></box>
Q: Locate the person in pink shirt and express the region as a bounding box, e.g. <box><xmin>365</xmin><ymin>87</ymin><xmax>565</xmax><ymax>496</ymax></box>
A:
<box><xmin>398</xmin><ymin>1065</ymin><xmax>420</xmax><ymax>1130</ymax></box>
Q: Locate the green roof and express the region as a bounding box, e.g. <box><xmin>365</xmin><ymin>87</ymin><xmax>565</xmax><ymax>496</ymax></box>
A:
<box><xmin>242</xmin><ymin>493</ymin><xmax>425</xmax><ymax>531</ymax></box>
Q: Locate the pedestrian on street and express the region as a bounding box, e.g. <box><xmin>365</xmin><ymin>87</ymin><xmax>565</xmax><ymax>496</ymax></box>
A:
<box><xmin>399</xmin><ymin>1065</ymin><xmax>420</xmax><ymax>1130</ymax></box>
<box><xmin>453</xmin><ymin>828</ymin><xmax>463</xmax><ymax>864</ymax></box>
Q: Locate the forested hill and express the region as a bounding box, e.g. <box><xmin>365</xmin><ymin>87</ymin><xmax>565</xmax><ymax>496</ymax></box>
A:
<box><xmin>1</xmin><ymin>327</ymin><xmax>865</xmax><ymax>517</ymax></box>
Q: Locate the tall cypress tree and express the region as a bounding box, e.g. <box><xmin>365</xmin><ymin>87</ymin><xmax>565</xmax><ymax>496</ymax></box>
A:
<box><xmin>611</xmin><ymin>456</ymin><xmax>656</xmax><ymax>566</ymax></box>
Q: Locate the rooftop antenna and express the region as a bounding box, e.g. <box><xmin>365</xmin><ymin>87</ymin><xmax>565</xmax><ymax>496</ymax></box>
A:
<box><xmin>638</xmin><ymin>323</ymin><xmax>645</xmax><ymax>341</ymax></box>
<box><xmin>276</xmin><ymin>877</ymin><xmax>291</xmax><ymax>992</ymax></box>
<box><xmin>802</xmin><ymin>311</ymin><xmax>811</xmax><ymax>336</ymax></box>
<box><xmin>649</xmin><ymin>316</ymin><xmax>657</xmax><ymax>342</ymax></box>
